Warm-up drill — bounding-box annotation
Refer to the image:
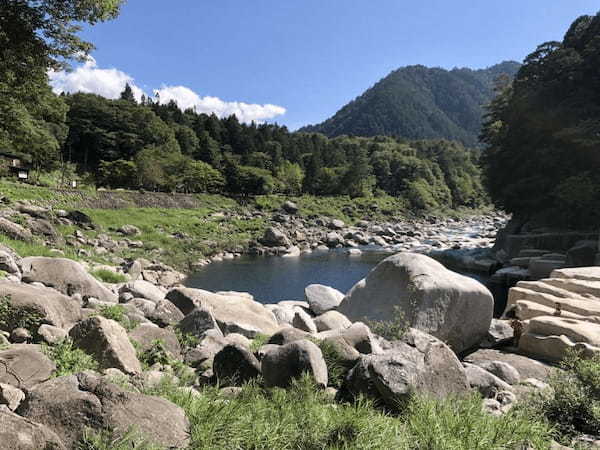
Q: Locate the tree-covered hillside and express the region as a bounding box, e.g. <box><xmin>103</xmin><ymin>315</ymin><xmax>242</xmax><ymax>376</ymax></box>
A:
<box><xmin>301</xmin><ymin>62</ymin><xmax>520</xmax><ymax>147</ymax></box>
<box><xmin>481</xmin><ymin>12</ymin><xmax>600</xmax><ymax>228</ymax></box>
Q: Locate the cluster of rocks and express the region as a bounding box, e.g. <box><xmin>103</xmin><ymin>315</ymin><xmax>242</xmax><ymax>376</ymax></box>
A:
<box><xmin>490</xmin><ymin>216</ymin><xmax>599</xmax><ymax>286</ymax></box>
<box><xmin>0</xmin><ymin>243</ymin><xmax>560</xmax><ymax>448</ymax></box>
<box><xmin>503</xmin><ymin>266</ymin><xmax>600</xmax><ymax>362</ymax></box>
<box><xmin>194</xmin><ymin>201</ymin><xmax>508</xmax><ymax>266</ymax></box>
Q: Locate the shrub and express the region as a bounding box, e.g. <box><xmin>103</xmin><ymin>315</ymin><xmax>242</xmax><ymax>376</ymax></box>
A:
<box><xmin>0</xmin><ymin>295</ymin><xmax>44</xmax><ymax>335</ymax></box>
<box><xmin>315</xmin><ymin>339</ymin><xmax>354</xmax><ymax>389</ymax></box>
<box><xmin>90</xmin><ymin>269</ymin><xmax>128</xmax><ymax>284</ymax></box>
<box><xmin>94</xmin><ymin>305</ymin><xmax>137</xmax><ymax>331</ymax></box>
<box><xmin>250</xmin><ymin>333</ymin><xmax>270</xmax><ymax>352</ymax></box>
<box><xmin>43</xmin><ymin>339</ymin><xmax>99</xmax><ymax>377</ymax></box>
<box><xmin>77</xmin><ymin>428</ymin><xmax>162</xmax><ymax>450</ymax></box>
<box><xmin>365</xmin><ymin>305</ymin><xmax>409</xmax><ymax>341</ymax></box>
<box><xmin>542</xmin><ymin>351</ymin><xmax>600</xmax><ymax>437</ymax></box>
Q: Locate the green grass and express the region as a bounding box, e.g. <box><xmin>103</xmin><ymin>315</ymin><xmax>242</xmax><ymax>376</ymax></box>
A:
<box><xmin>138</xmin><ymin>375</ymin><xmax>553</xmax><ymax>450</ymax></box>
<box><xmin>315</xmin><ymin>339</ymin><xmax>355</xmax><ymax>389</ymax></box>
<box><xmin>250</xmin><ymin>333</ymin><xmax>270</xmax><ymax>352</ymax></box>
<box><xmin>76</xmin><ymin>428</ymin><xmax>162</xmax><ymax>450</ymax></box>
<box><xmin>90</xmin><ymin>269</ymin><xmax>128</xmax><ymax>284</ymax></box>
<box><xmin>42</xmin><ymin>339</ymin><xmax>99</xmax><ymax>377</ymax></box>
<box><xmin>93</xmin><ymin>305</ymin><xmax>138</xmax><ymax>331</ymax></box>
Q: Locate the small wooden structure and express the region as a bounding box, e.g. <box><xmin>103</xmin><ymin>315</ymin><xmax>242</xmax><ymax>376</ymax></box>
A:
<box><xmin>0</xmin><ymin>152</ymin><xmax>30</xmax><ymax>181</ymax></box>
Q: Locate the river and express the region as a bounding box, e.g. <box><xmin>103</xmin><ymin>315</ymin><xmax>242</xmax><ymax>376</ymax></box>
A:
<box><xmin>185</xmin><ymin>247</ymin><xmax>492</xmax><ymax>305</ymax></box>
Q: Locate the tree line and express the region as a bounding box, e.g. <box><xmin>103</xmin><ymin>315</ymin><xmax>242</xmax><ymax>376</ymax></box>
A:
<box><xmin>481</xmin><ymin>12</ymin><xmax>600</xmax><ymax>228</ymax></box>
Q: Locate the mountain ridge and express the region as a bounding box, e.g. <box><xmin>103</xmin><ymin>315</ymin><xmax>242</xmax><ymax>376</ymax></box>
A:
<box><xmin>300</xmin><ymin>61</ymin><xmax>521</xmax><ymax>147</ymax></box>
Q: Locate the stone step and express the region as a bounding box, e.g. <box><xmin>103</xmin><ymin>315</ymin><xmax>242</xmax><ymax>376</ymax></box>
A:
<box><xmin>528</xmin><ymin>259</ymin><xmax>566</xmax><ymax>280</ymax></box>
<box><xmin>507</xmin><ymin>286</ymin><xmax>600</xmax><ymax>318</ymax></box>
<box><xmin>514</xmin><ymin>300</ymin><xmax>600</xmax><ymax>322</ymax></box>
<box><xmin>542</xmin><ymin>278</ymin><xmax>600</xmax><ymax>298</ymax></box>
<box><xmin>552</xmin><ymin>267</ymin><xmax>600</xmax><ymax>282</ymax></box>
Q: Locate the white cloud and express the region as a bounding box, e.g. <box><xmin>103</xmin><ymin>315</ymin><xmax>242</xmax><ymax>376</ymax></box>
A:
<box><xmin>49</xmin><ymin>56</ymin><xmax>144</xmax><ymax>102</ymax></box>
<box><xmin>153</xmin><ymin>85</ymin><xmax>286</xmax><ymax>123</ymax></box>
<box><xmin>48</xmin><ymin>58</ymin><xmax>286</xmax><ymax>123</ymax></box>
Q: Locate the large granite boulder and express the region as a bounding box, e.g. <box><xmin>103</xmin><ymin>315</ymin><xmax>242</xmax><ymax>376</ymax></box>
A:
<box><xmin>0</xmin><ymin>281</ymin><xmax>81</xmax><ymax>332</ymax></box>
<box><xmin>0</xmin><ymin>344</ymin><xmax>56</xmax><ymax>389</ymax></box>
<box><xmin>213</xmin><ymin>344</ymin><xmax>261</xmax><ymax>385</ymax></box>
<box><xmin>21</xmin><ymin>257</ymin><xmax>116</xmax><ymax>303</ymax></box>
<box><xmin>69</xmin><ymin>317</ymin><xmax>142</xmax><ymax>374</ymax></box>
<box><xmin>178</xmin><ymin>307</ymin><xmax>221</xmax><ymax>339</ymax></box>
<box><xmin>0</xmin><ymin>218</ymin><xmax>33</xmax><ymax>241</ymax></box>
<box><xmin>261</xmin><ymin>227</ymin><xmax>290</xmax><ymax>247</ymax></box>
<box><xmin>17</xmin><ymin>372</ymin><xmax>189</xmax><ymax>449</ymax></box>
<box><xmin>341</xmin><ymin>328</ymin><xmax>469</xmax><ymax>409</ymax></box>
<box><xmin>261</xmin><ymin>339</ymin><xmax>328</xmax><ymax>388</ymax></box>
<box><xmin>128</xmin><ymin>323</ymin><xmax>181</xmax><ymax>359</ymax></box>
<box><xmin>305</xmin><ymin>284</ymin><xmax>345</xmax><ymax>315</ymax></box>
<box><xmin>0</xmin><ymin>409</ymin><xmax>66</xmax><ymax>450</ymax></box>
<box><xmin>166</xmin><ymin>287</ymin><xmax>279</xmax><ymax>338</ymax></box>
<box><xmin>119</xmin><ymin>280</ymin><xmax>165</xmax><ymax>303</ymax></box>
<box><xmin>338</xmin><ymin>252</ymin><xmax>494</xmax><ymax>353</ymax></box>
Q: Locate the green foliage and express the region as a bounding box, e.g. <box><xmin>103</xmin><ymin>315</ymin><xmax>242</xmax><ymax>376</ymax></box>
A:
<box><xmin>90</xmin><ymin>269</ymin><xmax>127</xmax><ymax>284</ymax></box>
<box><xmin>77</xmin><ymin>428</ymin><xmax>162</xmax><ymax>450</ymax></box>
<box><xmin>249</xmin><ymin>334</ymin><xmax>270</xmax><ymax>353</ymax></box>
<box><xmin>43</xmin><ymin>339</ymin><xmax>99</xmax><ymax>377</ymax></box>
<box><xmin>315</xmin><ymin>339</ymin><xmax>354</xmax><ymax>389</ymax></box>
<box><xmin>301</xmin><ymin>62</ymin><xmax>521</xmax><ymax>147</ymax></box>
<box><xmin>542</xmin><ymin>351</ymin><xmax>600</xmax><ymax>437</ymax></box>
<box><xmin>365</xmin><ymin>306</ymin><xmax>409</xmax><ymax>341</ymax></box>
<box><xmin>141</xmin><ymin>375</ymin><xmax>552</xmax><ymax>450</ymax></box>
<box><xmin>93</xmin><ymin>305</ymin><xmax>137</xmax><ymax>331</ymax></box>
<box><xmin>175</xmin><ymin>329</ymin><xmax>200</xmax><ymax>350</ymax></box>
<box><xmin>0</xmin><ymin>295</ymin><xmax>44</xmax><ymax>334</ymax></box>
<box><xmin>481</xmin><ymin>13</ymin><xmax>600</xmax><ymax>227</ymax></box>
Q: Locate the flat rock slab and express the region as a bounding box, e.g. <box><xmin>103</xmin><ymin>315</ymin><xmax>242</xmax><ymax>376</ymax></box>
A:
<box><xmin>0</xmin><ymin>344</ymin><xmax>56</xmax><ymax>389</ymax></box>
<box><xmin>21</xmin><ymin>257</ymin><xmax>117</xmax><ymax>303</ymax></box>
<box><xmin>0</xmin><ymin>409</ymin><xmax>66</xmax><ymax>450</ymax></box>
<box><xmin>0</xmin><ymin>281</ymin><xmax>81</xmax><ymax>331</ymax></box>
<box><xmin>463</xmin><ymin>348</ymin><xmax>554</xmax><ymax>381</ymax></box>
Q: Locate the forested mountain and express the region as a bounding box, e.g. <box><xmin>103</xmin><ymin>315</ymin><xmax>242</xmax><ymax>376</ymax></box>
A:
<box><xmin>481</xmin><ymin>13</ymin><xmax>600</xmax><ymax>228</ymax></box>
<box><xmin>301</xmin><ymin>62</ymin><xmax>520</xmax><ymax>146</ymax></box>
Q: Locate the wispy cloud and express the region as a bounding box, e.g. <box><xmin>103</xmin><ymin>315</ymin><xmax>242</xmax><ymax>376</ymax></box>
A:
<box><xmin>49</xmin><ymin>57</ymin><xmax>286</xmax><ymax>123</ymax></box>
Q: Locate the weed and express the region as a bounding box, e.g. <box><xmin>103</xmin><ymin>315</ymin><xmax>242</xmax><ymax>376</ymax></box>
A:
<box><xmin>93</xmin><ymin>305</ymin><xmax>137</xmax><ymax>331</ymax></box>
<box><xmin>90</xmin><ymin>269</ymin><xmax>127</xmax><ymax>284</ymax></box>
<box><xmin>43</xmin><ymin>339</ymin><xmax>99</xmax><ymax>377</ymax></box>
<box><xmin>0</xmin><ymin>295</ymin><xmax>44</xmax><ymax>335</ymax></box>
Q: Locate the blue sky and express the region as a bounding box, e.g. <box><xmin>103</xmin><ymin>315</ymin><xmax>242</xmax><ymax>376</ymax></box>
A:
<box><xmin>50</xmin><ymin>0</ymin><xmax>599</xmax><ymax>130</ymax></box>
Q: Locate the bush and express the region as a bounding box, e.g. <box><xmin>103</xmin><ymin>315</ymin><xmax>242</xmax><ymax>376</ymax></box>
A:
<box><xmin>365</xmin><ymin>305</ymin><xmax>409</xmax><ymax>341</ymax></box>
<box><xmin>542</xmin><ymin>351</ymin><xmax>600</xmax><ymax>437</ymax></box>
<box><xmin>315</xmin><ymin>339</ymin><xmax>354</xmax><ymax>389</ymax></box>
<box><xmin>94</xmin><ymin>305</ymin><xmax>137</xmax><ymax>331</ymax></box>
<box><xmin>90</xmin><ymin>269</ymin><xmax>128</xmax><ymax>284</ymax></box>
<box><xmin>43</xmin><ymin>339</ymin><xmax>99</xmax><ymax>377</ymax></box>
<box><xmin>0</xmin><ymin>295</ymin><xmax>44</xmax><ymax>335</ymax></box>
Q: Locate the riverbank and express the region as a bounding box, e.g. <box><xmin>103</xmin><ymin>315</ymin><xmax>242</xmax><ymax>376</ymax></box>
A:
<box><xmin>0</xmin><ymin>180</ymin><xmax>503</xmax><ymax>273</ymax></box>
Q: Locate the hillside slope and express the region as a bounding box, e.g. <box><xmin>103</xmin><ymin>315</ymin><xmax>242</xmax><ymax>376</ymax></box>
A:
<box><xmin>301</xmin><ymin>61</ymin><xmax>520</xmax><ymax>146</ymax></box>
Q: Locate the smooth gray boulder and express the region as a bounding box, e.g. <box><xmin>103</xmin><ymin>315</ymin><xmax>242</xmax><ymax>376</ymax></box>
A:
<box><xmin>213</xmin><ymin>344</ymin><xmax>261</xmax><ymax>385</ymax></box>
<box><xmin>315</xmin><ymin>322</ymin><xmax>381</xmax><ymax>354</ymax></box>
<box><xmin>338</xmin><ymin>252</ymin><xmax>494</xmax><ymax>353</ymax></box>
<box><xmin>473</xmin><ymin>360</ymin><xmax>520</xmax><ymax>385</ymax></box>
<box><xmin>69</xmin><ymin>317</ymin><xmax>142</xmax><ymax>374</ymax></box>
<box><xmin>0</xmin><ymin>344</ymin><xmax>56</xmax><ymax>389</ymax></box>
<box><xmin>0</xmin><ymin>281</ymin><xmax>81</xmax><ymax>332</ymax></box>
<box><xmin>17</xmin><ymin>372</ymin><xmax>189</xmax><ymax>449</ymax></box>
<box><xmin>147</xmin><ymin>299</ymin><xmax>184</xmax><ymax>326</ymax></box>
<box><xmin>128</xmin><ymin>324</ymin><xmax>181</xmax><ymax>359</ymax></box>
<box><xmin>167</xmin><ymin>287</ymin><xmax>279</xmax><ymax>338</ymax></box>
<box><xmin>0</xmin><ymin>382</ymin><xmax>24</xmax><ymax>410</ymax></box>
<box><xmin>178</xmin><ymin>307</ymin><xmax>221</xmax><ymax>339</ymax></box>
<box><xmin>292</xmin><ymin>308</ymin><xmax>317</xmax><ymax>333</ymax></box>
<box><xmin>341</xmin><ymin>328</ymin><xmax>469</xmax><ymax>409</ymax></box>
<box><xmin>261</xmin><ymin>339</ymin><xmax>328</xmax><ymax>388</ymax></box>
<box><xmin>305</xmin><ymin>284</ymin><xmax>345</xmax><ymax>315</ymax></box>
<box><xmin>267</xmin><ymin>328</ymin><xmax>311</xmax><ymax>346</ymax></box>
<box><xmin>119</xmin><ymin>280</ymin><xmax>165</xmax><ymax>303</ymax></box>
<box><xmin>37</xmin><ymin>324</ymin><xmax>68</xmax><ymax>345</ymax></box>
<box><xmin>464</xmin><ymin>363</ymin><xmax>512</xmax><ymax>397</ymax></box>
<box><xmin>0</xmin><ymin>409</ymin><xmax>66</xmax><ymax>450</ymax></box>
<box><xmin>314</xmin><ymin>310</ymin><xmax>352</xmax><ymax>332</ymax></box>
<box><xmin>21</xmin><ymin>257</ymin><xmax>116</xmax><ymax>302</ymax></box>
<box><xmin>0</xmin><ymin>250</ymin><xmax>20</xmax><ymax>275</ymax></box>
<box><xmin>261</xmin><ymin>227</ymin><xmax>290</xmax><ymax>247</ymax></box>
<box><xmin>0</xmin><ymin>217</ymin><xmax>32</xmax><ymax>241</ymax></box>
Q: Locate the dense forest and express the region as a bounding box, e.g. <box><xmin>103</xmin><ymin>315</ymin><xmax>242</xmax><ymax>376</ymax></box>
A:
<box><xmin>481</xmin><ymin>12</ymin><xmax>600</xmax><ymax>228</ymax></box>
<box><xmin>4</xmin><ymin>88</ymin><xmax>487</xmax><ymax>211</ymax></box>
<box><xmin>301</xmin><ymin>62</ymin><xmax>520</xmax><ymax>147</ymax></box>
<box><xmin>0</xmin><ymin>0</ymin><xmax>487</xmax><ymax>212</ymax></box>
